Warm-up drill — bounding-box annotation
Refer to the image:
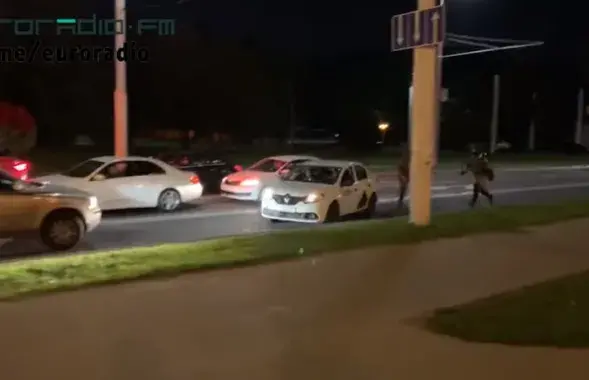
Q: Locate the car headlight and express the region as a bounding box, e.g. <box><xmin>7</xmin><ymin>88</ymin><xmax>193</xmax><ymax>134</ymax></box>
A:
<box><xmin>304</xmin><ymin>193</ymin><xmax>323</xmax><ymax>203</ymax></box>
<box><xmin>241</xmin><ymin>178</ymin><xmax>260</xmax><ymax>186</ymax></box>
<box><xmin>262</xmin><ymin>187</ymin><xmax>274</xmax><ymax>200</ymax></box>
<box><xmin>88</xmin><ymin>196</ymin><xmax>98</xmax><ymax>209</ymax></box>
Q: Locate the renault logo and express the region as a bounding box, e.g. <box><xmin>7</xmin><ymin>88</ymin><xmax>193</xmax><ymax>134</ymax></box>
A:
<box><xmin>284</xmin><ymin>194</ymin><xmax>291</xmax><ymax>203</ymax></box>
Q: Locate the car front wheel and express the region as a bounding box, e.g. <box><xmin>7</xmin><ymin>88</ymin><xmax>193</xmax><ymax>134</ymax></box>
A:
<box><xmin>40</xmin><ymin>212</ymin><xmax>85</xmax><ymax>251</ymax></box>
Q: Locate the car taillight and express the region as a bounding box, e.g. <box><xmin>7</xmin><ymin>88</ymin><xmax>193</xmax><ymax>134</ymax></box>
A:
<box><xmin>189</xmin><ymin>175</ymin><xmax>200</xmax><ymax>184</ymax></box>
<box><xmin>13</xmin><ymin>162</ymin><xmax>28</xmax><ymax>172</ymax></box>
<box><xmin>233</xmin><ymin>164</ymin><xmax>243</xmax><ymax>171</ymax></box>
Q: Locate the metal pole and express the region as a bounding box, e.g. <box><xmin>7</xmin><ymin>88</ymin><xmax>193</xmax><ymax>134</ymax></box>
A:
<box><xmin>433</xmin><ymin>0</ymin><xmax>444</xmax><ymax>166</ymax></box>
<box><xmin>409</xmin><ymin>0</ymin><xmax>437</xmax><ymax>225</ymax></box>
<box><xmin>528</xmin><ymin>92</ymin><xmax>536</xmax><ymax>151</ymax></box>
<box><xmin>489</xmin><ymin>74</ymin><xmax>500</xmax><ymax>153</ymax></box>
<box><xmin>114</xmin><ymin>0</ymin><xmax>128</xmax><ymax>157</ymax></box>
<box><xmin>575</xmin><ymin>88</ymin><xmax>584</xmax><ymax>145</ymax></box>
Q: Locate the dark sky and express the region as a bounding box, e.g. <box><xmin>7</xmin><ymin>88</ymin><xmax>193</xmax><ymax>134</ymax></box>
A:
<box><xmin>163</xmin><ymin>0</ymin><xmax>588</xmax><ymax>60</ymax></box>
<box><xmin>4</xmin><ymin>0</ymin><xmax>587</xmax><ymax>59</ymax></box>
<box><xmin>52</xmin><ymin>0</ymin><xmax>588</xmax><ymax>61</ymax></box>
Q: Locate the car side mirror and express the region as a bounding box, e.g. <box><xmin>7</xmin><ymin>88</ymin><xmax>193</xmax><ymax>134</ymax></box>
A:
<box><xmin>92</xmin><ymin>173</ymin><xmax>106</xmax><ymax>181</ymax></box>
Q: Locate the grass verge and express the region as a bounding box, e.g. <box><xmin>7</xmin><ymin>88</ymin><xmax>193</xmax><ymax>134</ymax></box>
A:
<box><xmin>426</xmin><ymin>270</ymin><xmax>589</xmax><ymax>348</ymax></box>
<box><xmin>2</xmin><ymin>199</ymin><xmax>589</xmax><ymax>301</ymax></box>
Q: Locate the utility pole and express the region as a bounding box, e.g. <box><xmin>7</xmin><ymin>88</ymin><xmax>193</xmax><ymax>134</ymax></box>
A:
<box><xmin>114</xmin><ymin>0</ymin><xmax>128</xmax><ymax>157</ymax></box>
<box><xmin>489</xmin><ymin>74</ymin><xmax>500</xmax><ymax>153</ymax></box>
<box><xmin>575</xmin><ymin>88</ymin><xmax>584</xmax><ymax>145</ymax></box>
<box><xmin>433</xmin><ymin>0</ymin><xmax>444</xmax><ymax>166</ymax></box>
<box><xmin>392</xmin><ymin>0</ymin><xmax>543</xmax><ymax>226</ymax></box>
<box><xmin>408</xmin><ymin>0</ymin><xmax>438</xmax><ymax>225</ymax></box>
<box><xmin>528</xmin><ymin>92</ymin><xmax>536</xmax><ymax>151</ymax></box>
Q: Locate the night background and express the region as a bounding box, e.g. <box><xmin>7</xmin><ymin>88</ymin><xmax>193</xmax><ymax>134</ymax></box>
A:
<box><xmin>1</xmin><ymin>0</ymin><xmax>588</xmax><ymax>153</ymax></box>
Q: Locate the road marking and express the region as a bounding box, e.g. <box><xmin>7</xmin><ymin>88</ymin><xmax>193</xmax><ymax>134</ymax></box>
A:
<box><xmin>101</xmin><ymin>181</ymin><xmax>589</xmax><ymax>226</ymax></box>
<box><xmin>385</xmin><ymin>181</ymin><xmax>589</xmax><ymax>202</ymax></box>
<box><xmin>503</xmin><ymin>165</ymin><xmax>589</xmax><ymax>172</ymax></box>
<box><xmin>377</xmin><ymin>165</ymin><xmax>589</xmax><ymax>176</ymax></box>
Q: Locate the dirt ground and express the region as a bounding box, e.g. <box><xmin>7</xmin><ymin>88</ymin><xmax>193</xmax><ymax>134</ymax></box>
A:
<box><xmin>2</xmin><ymin>219</ymin><xmax>589</xmax><ymax>380</ymax></box>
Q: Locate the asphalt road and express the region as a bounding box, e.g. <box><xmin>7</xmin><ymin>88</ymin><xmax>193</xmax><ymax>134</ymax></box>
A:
<box><xmin>2</xmin><ymin>166</ymin><xmax>589</xmax><ymax>259</ymax></box>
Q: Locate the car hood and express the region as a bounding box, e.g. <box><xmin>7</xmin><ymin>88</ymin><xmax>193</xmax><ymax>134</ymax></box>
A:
<box><xmin>270</xmin><ymin>181</ymin><xmax>333</xmax><ymax>197</ymax></box>
<box><xmin>34</xmin><ymin>174</ymin><xmax>83</xmax><ymax>185</ymax></box>
<box><xmin>18</xmin><ymin>181</ymin><xmax>91</xmax><ymax>198</ymax></box>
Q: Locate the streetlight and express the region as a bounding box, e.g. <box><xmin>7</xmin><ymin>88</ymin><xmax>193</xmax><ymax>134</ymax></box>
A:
<box><xmin>114</xmin><ymin>0</ymin><xmax>128</xmax><ymax>157</ymax></box>
<box><xmin>378</xmin><ymin>122</ymin><xmax>389</xmax><ymax>143</ymax></box>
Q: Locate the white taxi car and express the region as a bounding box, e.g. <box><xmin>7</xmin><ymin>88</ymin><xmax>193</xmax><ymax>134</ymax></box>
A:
<box><xmin>220</xmin><ymin>155</ymin><xmax>319</xmax><ymax>201</ymax></box>
<box><xmin>35</xmin><ymin>156</ymin><xmax>203</xmax><ymax>212</ymax></box>
<box><xmin>260</xmin><ymin>160</ymin><xmax>377</xmax><ymax>223</ymax></box>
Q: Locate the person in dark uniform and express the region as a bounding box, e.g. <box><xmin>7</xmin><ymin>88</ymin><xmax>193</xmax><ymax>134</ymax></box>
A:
<box><xmin>397</xmin><ymin>147</ymin><xmax>410</xmax><ymax>208</ymax></box>
<box><xmin>461</xmin><ymin>150</ymin><xmax>494</xmax><ymax>207</ymax></box>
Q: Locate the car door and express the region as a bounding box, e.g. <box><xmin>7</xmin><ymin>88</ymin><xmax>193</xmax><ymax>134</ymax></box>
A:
<box><xmin>123</xmin><ymin>160</ymin><xmax>168</xmax><ymax>207</ymax></box>
<box><xmin>338</xmin><ymin>167</ymin><xmax>362</xmax><ymax>215</ymax></box>
<box><xmin>352</xmin><ymin>164</ymin><xmax>372</xmax><ymax>210</ymax></box>
<box><xmin>0</xmin><ymin>173</ymin><xmax>38</xmax><ymax>236</ymax></box>
<box><xmin>87</xmin><ymin>161</ymin><xmax>137</xmax><ymax>210</ymax></box>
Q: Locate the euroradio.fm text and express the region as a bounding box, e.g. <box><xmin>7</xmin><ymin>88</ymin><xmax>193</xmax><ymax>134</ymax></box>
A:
<box><xmin>0</xmin><ymin>40</ymin><xmax>149</xmax><ymax>63</ymax></box>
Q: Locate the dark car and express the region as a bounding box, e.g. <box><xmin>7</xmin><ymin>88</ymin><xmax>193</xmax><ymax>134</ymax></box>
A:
<box><xmin>157</xmin><ymin>151</ymin><xmax>242</xmax><ymax>194</ymax></box>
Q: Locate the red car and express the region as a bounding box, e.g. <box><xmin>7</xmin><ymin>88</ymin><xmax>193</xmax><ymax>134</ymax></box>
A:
<box><xmin>0</xmin><ymin>156</ymin><xmax>32</xmax><ymax>180</ymax></box>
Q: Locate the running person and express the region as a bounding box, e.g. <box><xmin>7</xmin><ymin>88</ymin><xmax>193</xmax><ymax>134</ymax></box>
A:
<box><xmin>461</xmin><ymin>150</ymin><xmax>494</xmax><ymax>207</ymax></box>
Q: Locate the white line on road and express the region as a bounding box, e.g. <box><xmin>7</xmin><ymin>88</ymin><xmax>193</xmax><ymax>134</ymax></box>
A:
<box><xmin>376</xmin><ymin>165</ymin><xmax>589</xmax><ymax>177</ymax></box>
<box><xmin>502</xmin><ymin>165</ymin><xmax>589</xmax><ymax>172</ymax></box>
<box><xmin>101</xmin><ymin>181</ymin><xmax>589</xmax><ymax>226</ymax></box>
<box><xmin>390</xmin><ymin>181</ymin><xmax>589</xmax><ymax>202</ymax></box>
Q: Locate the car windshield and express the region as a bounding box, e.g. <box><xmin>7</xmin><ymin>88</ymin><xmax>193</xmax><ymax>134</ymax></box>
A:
<box><xmin>62</xmin><ymin>159</ymin><xmax>104</xmax><ymax>178</ymax></box>
<box><xmin>280</xmin><ymin>165</ymin><xmax>342</xmax><ymax>185</ymax></box>
<box><xmin>248</xmin><ymin>158</ymin><xmax>286</xmax><ymax>172</ymax></box>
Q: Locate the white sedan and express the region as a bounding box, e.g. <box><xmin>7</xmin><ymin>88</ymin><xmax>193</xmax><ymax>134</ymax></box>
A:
<box><xmin>220</xmin><ymin>155</ymin><xmax>319</xmax><ymax>201</ymax></box>
<box><xmin>34</xmin><ymin>156</ymin><xmax>203</xmax><ymax>211</ymax></box>
<box><xmin>260</xmin><ymin>160</ymin><xmax>378</xmax><ymax>223</ymax></box>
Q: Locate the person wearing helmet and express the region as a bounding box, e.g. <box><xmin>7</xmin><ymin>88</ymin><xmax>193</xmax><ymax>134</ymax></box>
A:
<box><xmin>397</xmin><ymin>147</ymin><xmax>410</xmax><ymax>208</ymax></box>
<box><xmin>461</xmin><ymin>150</ymin><xmax>494</xmax><ymax>207</ymax></box>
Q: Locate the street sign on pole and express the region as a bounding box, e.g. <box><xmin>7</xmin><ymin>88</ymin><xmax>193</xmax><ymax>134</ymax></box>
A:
<box><xmin>391</xmin><ymin>0</ymin><xmax>444</xmax><ymax>226</ymax></box>
<box><xmin>391</xmin><ymin>5</ymin><xmax>446</xmax><ymax>51</ymax></box>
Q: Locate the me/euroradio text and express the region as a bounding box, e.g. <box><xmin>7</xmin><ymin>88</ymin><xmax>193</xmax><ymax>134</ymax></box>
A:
<box><xmin>0</xmin><ymin>40</ymin><xmax>149</xmax><ymax>63</ymax></box>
